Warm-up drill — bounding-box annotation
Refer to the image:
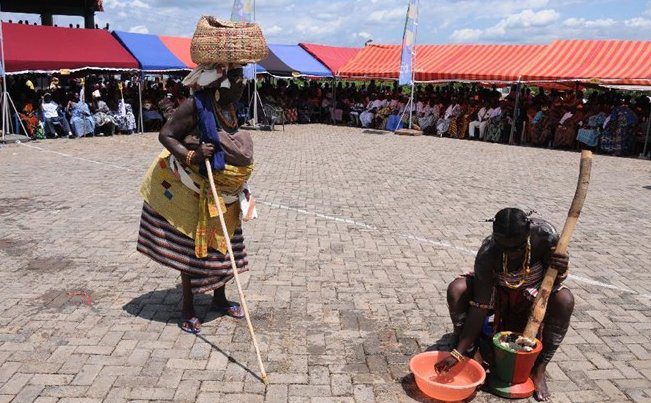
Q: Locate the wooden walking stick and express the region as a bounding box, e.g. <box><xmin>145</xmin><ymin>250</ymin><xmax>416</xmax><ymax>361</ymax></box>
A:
<box><xmin>204</xmin><ymin>159</ymin><xmax>269</xmax><ymax>385</ymax></box>
<box><xmin>522</xmin><ymin>150</ymin><xmax>593</xmax><ymax>341</ymax></box>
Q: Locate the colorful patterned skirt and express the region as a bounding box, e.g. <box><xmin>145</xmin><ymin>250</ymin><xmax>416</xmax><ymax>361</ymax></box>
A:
<box><xmin>137</xmin><ymin>202</ymin><xmax>248</xmax><ymax>294</ymax></box>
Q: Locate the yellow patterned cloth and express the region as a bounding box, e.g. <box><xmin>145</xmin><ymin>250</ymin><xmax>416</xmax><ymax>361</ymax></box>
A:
<box><xmin>140</xmin><ymin>150</ymin><xmax>253</xmax><ymax>257</ymax></box>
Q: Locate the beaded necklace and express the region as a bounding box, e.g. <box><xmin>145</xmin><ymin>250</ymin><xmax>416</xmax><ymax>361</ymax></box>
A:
<box><xmin>501</xmin><ymin>236</ymin><xmax>531</xmax><ymax>289</ymax></box>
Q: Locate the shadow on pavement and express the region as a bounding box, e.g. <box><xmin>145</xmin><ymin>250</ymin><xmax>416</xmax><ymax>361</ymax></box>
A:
<box><xmin>122</xmin><ymin>286</ymin><xmax>263</xmax><ymax>383</ymax></box>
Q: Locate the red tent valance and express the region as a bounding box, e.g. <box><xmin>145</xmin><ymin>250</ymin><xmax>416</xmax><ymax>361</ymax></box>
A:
<box><xmin>2</xmin><ymin>23</ymin><xmax>139</xmax><ymax>74</ymax></box>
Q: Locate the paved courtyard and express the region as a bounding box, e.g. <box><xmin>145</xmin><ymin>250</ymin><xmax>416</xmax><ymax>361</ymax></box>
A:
<box><xmin>1</xmin><ymin>125</ymin><xmax>650</xmax><ymax>403</ymax></box>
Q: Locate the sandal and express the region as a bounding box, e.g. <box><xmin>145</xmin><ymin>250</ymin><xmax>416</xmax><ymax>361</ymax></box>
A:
<box><xmin>180</xmin><ymin>317</ymin><xmax>201</xmax><ymax>334</ymax></box>
<box><xmin>215</xmin><ymin>303</ymin><xmax>245</xmax><ymax>319</ymax></box>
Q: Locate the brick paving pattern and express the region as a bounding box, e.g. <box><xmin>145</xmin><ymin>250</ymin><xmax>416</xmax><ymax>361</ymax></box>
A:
<box><xmin>1</xmin><ymin>125</ymin><xmax>650</xmax><ymax>402</ymax></box>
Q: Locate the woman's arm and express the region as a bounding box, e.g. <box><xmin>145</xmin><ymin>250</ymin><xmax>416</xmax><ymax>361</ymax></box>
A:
<box><xmin>158</xmin><ymin>98</ymin><xmax>213</xmax><ymax>166</ymax></box>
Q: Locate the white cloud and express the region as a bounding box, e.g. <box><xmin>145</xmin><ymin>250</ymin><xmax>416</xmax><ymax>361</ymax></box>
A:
<box><xmin>624</xmin><ymin>17</ymin><xmax>651</xmax><ymax>28</ymax></box>
<box><xmin>103</xmin><ymin>0</ymin><xmax>126</xmax><ymax>8</ymax></box>
<box><xmin>129</xmin><ymin>25</ymin><xmax>149</xmax><ymax>33</ymax></box>
<box><xmin>450</xmin><ymin>9</ymin><xmax>559</xmax><ymax>42</ymax></box>
<box><xmin>501</xmin><ymin>9</ymin><xmax>559</xmax><ymax>28</ymax></box>
<box><xmin>265</xmin><ymin>24</ymin><xmax>283</xmax><ymax>35</ymax></box>
<box><xmin>450</xmin><ymin>28</ymin><xmax>483</xmax><ymax>42</ymax></box>
<box><xmin>367</xmin><ymin>8</ymin><xmax>405</xmax><ymax>23</ymax></box>
<box><xmin>2</xmin><ymin>0</ymin><xmax>649</xmax><ymax>47</ymax></box>
<box><xmin>103</xmin><ymin>0</ymin><xmax>149</xmax><ymax>9</ymax></box>
<box><xmin>356</xmin><ymin>31</ymin><xmax>372</xmax><ymax>39</ymax></box>
<box><xmin>131</xmin><ymin>0</ymin><xmax>150</xmax><ymax>8</ymax></box>
<box><xmin>563</xmin><ymin>18</ymin><xmax>616</xmax><ymax>28</ymax></box>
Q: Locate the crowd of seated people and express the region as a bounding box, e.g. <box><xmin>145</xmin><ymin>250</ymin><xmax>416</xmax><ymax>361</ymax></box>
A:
<box><xmin>6</xmin><ymin>75</ymin><xmax>190</xmax><ymax>140</ymax></box>
<box><xmin>255</xmin><ymin>79</ymin><xmax>650</xmax><ymax>157</ymax></box>
<box><xmin>5</xmin><ymin>74</ymin><xmax>649</xmax><ymax>158</ymax></box>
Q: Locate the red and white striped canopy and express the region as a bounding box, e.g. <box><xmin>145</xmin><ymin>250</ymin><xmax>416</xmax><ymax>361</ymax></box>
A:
<box><xmin>419</xmin><ymin>44</ymin><xmax>545</xmax><ymax>82</ymax></box>
<box><xmin>339</xmin><ymin>40</ymin><xmax>651</xmax><ymax>85</ymax></box>
<box><xmin>520</xmin><ymin>40</ymin><xmax>651</xmax><ymax>85</ymax></box>
<box><xmin>338</xmin><ymin>44</ymin><xmax>402</xmax><ymax>80</ymax></box>
<box><xmin>339</xmin><ymin>44</ymin><xmax>545</xmax><ymax>83</ymax></box>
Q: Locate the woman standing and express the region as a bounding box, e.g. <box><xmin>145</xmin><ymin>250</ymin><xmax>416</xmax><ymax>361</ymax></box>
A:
<box><xmin>137</xmin><ymin>17</ymin><xmax>267</xmax><ymax>334</ymax></box>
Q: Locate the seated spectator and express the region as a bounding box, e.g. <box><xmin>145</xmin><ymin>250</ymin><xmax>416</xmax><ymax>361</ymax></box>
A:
<box><xmin>418</xmin><ymin>99</ymin><xmax>436</xmax><ymax>134</ymax></box>
<box><xmin>113</xmin><ymin>99</ymin><xmax>137</xmax><ymax>134</ymax></box>
<box><xmin>436</xmin><ymin>100</ymin><xmax>461</xmax><ymax>137</ymax></box>
<box><xmin>19</xmin><ymin>100</ymin><xmax>41</xmax><ymax>139</ymax></box>
<box><xmin>449</xmin><ymin>100</ymin><xmax>467</xmax><ymax>138</ymax></box>
<box><xmin>41</xmin><ymin>93</ymin><xmax>73</xmax><ymax>139</ymax></box>
<box><xmin>458</xmin><ymin>99</ymin><xmax>479</xmax><ymax>140</ymax></box>
<box><xmin>142</xmin><ymin>99</ymin><xmax>164</xmax><ymax>132</ymax></box>
<box><xmin>92</xmin><ymin>92</ymin><xmax>117</xmax><ymax>136</ymax></box>
<box><xmin>601</xmin><ymin>99</ymin><xmax>638</xmax><ymax>156</ymax></box>
<box><xmin>468</xmin><ymin>102</ymin><xmax>490</xmax><ymax>139</ymax></box>
<box><xmin>385</xmin><ymin>110</ymin><xmax>403</xmax><ymax>131</ymax></box>
<box><xmin>576</xmin><ymin>105</ymin><xmax>607</xmax><ymax>150</ymax></box>
<box><xmin>349</xmin><ymin>97</ymin><xmax>366</xmax><ymax>127</ymax></box>
<box><xmin>373</xmin><ymin>102</ymin><xmax>393</xmax><ymax>130</ymax></box>
<box><xmin>553</xmin><ymin>104</ymin><xmax>582</xmax><ymax>149</ymax></box>
<box><xmin>67</xmin><ymin>93</ymin><xmax>95</xmax><ymax>138</ymax></box>
<box><xmin>530</xmin><ymin>106</ymin><xmax>551</xmax><ymax>146</ymax></box>
<box><xmin>485</xmin><ymin>101</ymin><xmax>504</xmax><ymax>143</ymax></box>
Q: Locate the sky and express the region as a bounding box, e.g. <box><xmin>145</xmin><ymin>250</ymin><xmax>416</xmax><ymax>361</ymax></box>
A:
<box><xmin>2</xmin><ymin>0</ymin><xmax>650</xmax><ymax>46</ymax></box>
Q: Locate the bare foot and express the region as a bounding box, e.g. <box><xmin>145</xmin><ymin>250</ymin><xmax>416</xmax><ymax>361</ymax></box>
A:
<box><xmin>531</xmin><ymin>364</ymin><xmax>550</xmax><ymax>401</ymax></box>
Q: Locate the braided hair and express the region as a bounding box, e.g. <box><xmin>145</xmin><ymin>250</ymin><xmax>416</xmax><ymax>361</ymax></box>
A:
<box><xmin>492</xmin><ymin>208</ymin><xmax>530</xmax><ymax>239</ymax></box>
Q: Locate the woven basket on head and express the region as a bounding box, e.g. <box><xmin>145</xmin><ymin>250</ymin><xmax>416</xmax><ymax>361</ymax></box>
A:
<box><xmin>190</xmin><ymin>16</ymin><xmax>268</xmax><ymax>66</ymax></box>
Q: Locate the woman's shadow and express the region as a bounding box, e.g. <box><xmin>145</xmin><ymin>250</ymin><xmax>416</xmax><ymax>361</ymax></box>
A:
<box><xmin>122</xmin><ymin>286</ymin><xmax>263</xmax><ymax>383</ymax></box>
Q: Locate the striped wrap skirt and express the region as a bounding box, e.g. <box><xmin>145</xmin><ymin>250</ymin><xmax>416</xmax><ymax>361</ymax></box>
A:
<box><xmin>137</xmin><ymin>202</ymin><xmax>248</xmax><ymax>294</ymax></box>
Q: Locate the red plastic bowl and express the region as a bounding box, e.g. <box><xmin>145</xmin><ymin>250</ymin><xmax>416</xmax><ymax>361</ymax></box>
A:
<box><xmin>410</xmin><ymin>351</ymin><xmax>486</xmax><ymax>401</ymax></box>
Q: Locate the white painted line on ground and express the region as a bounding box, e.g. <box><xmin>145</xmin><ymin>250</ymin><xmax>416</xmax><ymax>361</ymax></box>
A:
<box><xmin>260</xmin><ymin>201</ymin><xmax>651</xmax><ymax>299</ymax></box>
<box><xmin>14</xmin><ymin>144</ymin><xmax>648</xmax><ymax>299</ymax></box>
<box><xmin>18</xmin><ymin>142</ymin><xmax>136</xmax><ymax>172</ymax></box>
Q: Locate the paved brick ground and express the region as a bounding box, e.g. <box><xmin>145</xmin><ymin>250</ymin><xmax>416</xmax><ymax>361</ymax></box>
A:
<box><xmin>1</xmin><ymin>125</ymin><xmax>650</xmax><ymax>402</ymax></box>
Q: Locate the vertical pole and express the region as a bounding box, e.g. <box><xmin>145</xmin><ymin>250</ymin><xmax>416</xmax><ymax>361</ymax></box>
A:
<box><xmin>332</xmin><ymin>78</ymin><xmax>337</xmax><ymax>124</ymax></box>
<box><xmin>139</xmin><ymin>73</ymin><xmax>144</xmax><ymax>134</ymax></box>
<box><xmin>509</xmin><ymin>80</ymin><xmax>522</xmax><ymax>145</ymax></box>
<box><xmin>642</xmin><ymin>105</ymin><xmax>651</xmax><ymax>158</ymax></box>
<box><xmin>252</xmin><ymin>0</ymin><xmax>259</xmax><ymax>127</ymax></box>
<box><xmin>409</xmin><ymin>0</ymin><xmax>418</xmax><ymax>130</ymax></box>
<box><xmin>0</xmin><ymin>17</ymin><xmax>8</xmax><ymax>142</ymax></box>
<box><xmin>253</xmin><ymin>68</ymin><xmax>258</xmax><ymax>127</ymax></box>
<box><xmin>408</xmin><ymin>82</ymin><xmax>415</xmax><ymax>129</ymax></box>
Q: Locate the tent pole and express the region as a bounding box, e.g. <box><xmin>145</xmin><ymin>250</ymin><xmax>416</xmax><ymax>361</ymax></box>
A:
<box><xmin>0</xmin><ymin>18</ymin><xmax>8</xmax><ymax>143</ymax></box>
<box><xmin>408</xmin><ymin>81</ymin><xmax>415</xmax><ymax>129</ymax></box>
<box><xmin>509</xmin><ymin>80</ymin><xmax>522</xmax><ymax>145</ymax></box>
<box><xmin>6</xmin><ymin>94</ymin><xmax>28</xmax><ymax>138</ymax></box>
<box><xmin>332</xmin><ymin>77</ymin><xmax>336</xmax><ymax>124</ymax></box>
<box><xmin>252</xmin><ymin>0</ymin><xmax>259</xmax><ymax>128</ymax></box>
<box><xmin>641</xmin><ymin>105</ymin><xmax>651</xmax><ymax>159</ymax></box>
<box><xmin>139</xmin><ymin>73</ymin><xmax>144</xmax><ymax>134</ymax></box>
<box><xmin>253</xmin><ymin>68</ymin><xmax>258</xmax><ymax>127</ymax></box>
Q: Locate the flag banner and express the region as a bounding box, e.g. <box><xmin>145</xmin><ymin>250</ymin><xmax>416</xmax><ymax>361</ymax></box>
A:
<box><xmin>243</xmin><ymin>63</ymin><xmax>257</xmax><ymax>80</ymax></box>
<box><xmin>398</xmin><ymin>0</ymin><xmax>419</xmax><ymax>86</ymax></box>
<box><xmin>231</xmin><ymin>0</ymin><xmax>254</xmax><ymax>23</ymax></box>
<box><xmin>231</xmin><ymin>0</ymin><xmax>255</xmax><ymax>79</ymax></box>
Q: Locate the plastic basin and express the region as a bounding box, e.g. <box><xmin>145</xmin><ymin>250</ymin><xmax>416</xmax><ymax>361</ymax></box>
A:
<box><xmin>410</xmin><ymin>351</ymin><xmax>486</xmax><ymax>402</ymax></box>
